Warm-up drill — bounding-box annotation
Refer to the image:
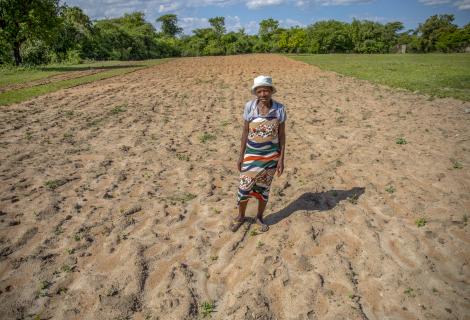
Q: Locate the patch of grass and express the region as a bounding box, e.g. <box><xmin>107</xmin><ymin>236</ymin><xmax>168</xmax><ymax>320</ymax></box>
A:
<box><xmin>44</xmin><ymin>179</ymin><xmax>67</xmax><ymax>190</ymax></box>
<box><xmin>385</xmin><ymin>185</ymin><xmax>396</xmax><ymax>193</ymax></box>
<box><xmin>61</xmin><ymin>264</ymin><xmax>72</xmax><ymax>273</ymax></box>
<box><xmin>250</xmin><ymin>229</ymin><xmax>258</xmax><ymax>236</ymax></box>
<box><xmin>348</xmin><ymin>193</ymin><xmax>359</xmax><ymax>204</ymax></box>
<box><xmin>0</xmin><ymin>59</ymin><xmax>172</xmax><ymax>106</ymax></box>
<box><xmin>415</xmin><ymin>217</ymin><xmax>427</xmax><ymax>228</ymax></box>
<box><xmin>110</xmin><ymin>104</ymin><xmax>127</xmax><ymax>115</ymax></box>
<box><xmin>200</xmin><ymin>132</ymin><xmax>216</xmax><ymax>143</ymax></box>
<box><xmin>450</xmin><ymin>158</ymin><xmax>463</xmax><ymax>169</ymax></box>
<box><xmin>395</xmin><ymin>137</ymin><xmax>407</xmax><ymax>145</ymax></box>
<box><xmin>167</xmin><ymin>192</ymin><xmax>197</xmax><ymax>203</ymax></box>
<box><xmin>199</xmin><ymin>300</ymin><xmax>216</xmax><ymax>317</ymax></box>
<box><xmin>220</xmin><ymin>120</ymin><xmax>231</xmax><ymax>127</ymax></box>
<box><xmin>404</xmin><ymin>287</ymin><xmax>416</xmax><ymax>297</ymax></box>
<box><xmin>66</xmin><ymin>248</ymin><xmax>75</xmax><ymax>255</ymax></box>
<box><xmin>176</xmin><ymin>153</ymin><xmax>190</xmax><ymax>161</ymax></box>
<box><xmin>288</xmin><ymin>53</ymin><xmax>470</xmax><ymax>101</ymax></box>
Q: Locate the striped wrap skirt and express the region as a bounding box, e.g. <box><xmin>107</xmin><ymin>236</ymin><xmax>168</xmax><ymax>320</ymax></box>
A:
<box><xmin>237</xmin><ymin>115</ymin><xmax>280</xmax><ymax>205</ymax></box>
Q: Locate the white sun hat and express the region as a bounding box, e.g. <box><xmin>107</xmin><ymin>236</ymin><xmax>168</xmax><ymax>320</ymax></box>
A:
<box><xmin>251</xmin><ymin>75</ymin><xmax>277</xmax><ymax>95</ymax></box>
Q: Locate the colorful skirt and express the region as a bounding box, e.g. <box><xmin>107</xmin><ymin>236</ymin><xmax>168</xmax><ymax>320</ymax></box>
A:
<box><xmin>237</xmin><ymin>139</ymin><xmax>280</xmax><ymax>204</ymax></box>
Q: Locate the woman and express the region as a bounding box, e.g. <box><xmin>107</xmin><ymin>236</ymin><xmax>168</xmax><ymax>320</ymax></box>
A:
<box><xmin>230</xmin><ymin>75</ymin><xmax>287</xmax><ymax>232</ymax></box>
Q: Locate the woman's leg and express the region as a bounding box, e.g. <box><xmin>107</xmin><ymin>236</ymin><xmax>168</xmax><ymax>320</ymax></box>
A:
<box><xmin>256</xmin><ymin>199</ymin><xmax>267</xmax><ymax>221</ymax></box>
<box><xmin>237</xmin><ymin>200</ymin><xmax>248</xmax><ymax>221</ymax></box>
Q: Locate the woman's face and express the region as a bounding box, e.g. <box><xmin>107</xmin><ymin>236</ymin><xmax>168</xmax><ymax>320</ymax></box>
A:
<box><xmin>255</xmin><ymin>86</ymin><xmax>273</xmax><ymax>102</ymax></box>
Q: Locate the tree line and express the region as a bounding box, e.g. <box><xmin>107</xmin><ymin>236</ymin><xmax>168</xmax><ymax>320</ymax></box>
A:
<box><xmin>0</xmin><ymin>0</ymin><xmax>469</xmax><ymax>66</ymax></box>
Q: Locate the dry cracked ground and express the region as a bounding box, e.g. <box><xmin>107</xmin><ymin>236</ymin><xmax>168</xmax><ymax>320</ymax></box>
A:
<box><xmin>0</xmin><ymin>54</ymin><xmax>469</xmax><ymax>320</ymax></box>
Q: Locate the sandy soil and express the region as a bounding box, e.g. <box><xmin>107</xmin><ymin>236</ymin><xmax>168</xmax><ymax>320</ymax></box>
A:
<box><xmin>0</xmin><ymin>54</ymin><xmax>469</xmax><ymax>320</ymax></box>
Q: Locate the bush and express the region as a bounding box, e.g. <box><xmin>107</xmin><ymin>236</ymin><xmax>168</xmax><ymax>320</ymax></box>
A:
<box><xmin>21</xmin><ymin>39</ymin><xmax>52</xmax><ymax>65</ymax></box>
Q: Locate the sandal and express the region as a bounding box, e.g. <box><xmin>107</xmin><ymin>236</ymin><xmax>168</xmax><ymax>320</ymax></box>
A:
<box><xmin>255</xmin><ymin>218</ymin><xmax>269</xmax><ymax>232</ymax></box>
<box><xmin>229</xmin><ymin>217</ymin><xmax>245</xmax><ymax>232</ymax></box>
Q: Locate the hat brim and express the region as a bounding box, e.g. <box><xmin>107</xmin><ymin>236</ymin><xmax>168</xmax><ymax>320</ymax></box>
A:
<box><xmin>251</xmin><ymin>83</ymin><xmax>276</xmax><ymax>95</ymax></box>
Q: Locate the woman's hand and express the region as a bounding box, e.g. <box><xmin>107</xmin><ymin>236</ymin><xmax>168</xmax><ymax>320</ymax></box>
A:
<box><xmin>237</xmin><ymin>155</ymin><xmax>244</xmax><ymax>172</ymax></box>
<box><xmin>276</xmin><ymin>158</ymin><xmax>284</xmax><ymax>176</ymax></box>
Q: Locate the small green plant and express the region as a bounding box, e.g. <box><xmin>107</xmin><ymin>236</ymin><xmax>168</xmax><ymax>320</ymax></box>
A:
<box><xmin>25</xmin><ymin>131</ymin><xmax>33</xmax><ymax>140</ymax></box>
<box><xmin>250</xmin><ymin>229</ymin><xmax>258</xmax><ymax>236</ymax></box>
<box><xmin>199</xmin><ymin>300</ymin><xmax>216</xmax><ymax>317</ymax></box>
<box><xmin>257</xmin><ymin>240</ymin><xmax>264</xmax><ymax>248</ymax></box>
<box><xmin>64</xmin><ymin>110</ymin><xmax>74</xmax><ymax>118</ymax></box>
<box><xmin>335</xmin><ymin>108</ymin><xmax>341</xmax><ymax>113</ymax></box>
<box><xmin>395</xmin><ymin>137</ymin><xmax>407</xmax><ymax>145</ymax></box>
<box><xmin>167</xmin><ymin>192</ymin><xmax>197</xmax><ymax>203</ymax></box>
<box><xmin>74</xmin><ymin>233</ymin><xmax>81</xmax><ymax>241</ymax></box>
<box><xmin>451</xmin><ymin>159</ymin><xmax>463</xmax><ymax>169</ymax></box>
<box><xmin>176</xmin><ymin>153</ymin><xmax>189</xmax><ymax>161</ymax></box>
<box><xmin>61</xmin><ymin>264</ymin><xmax>72</xmax><ymax>273</ymax></box>
<box><xmin>54</xmin><ymin>227</ymin><xmax>64</xmax><ymax>235</ymax></box>
<box><xmin>463</xmin><ymin>214</ymin><xmax>468</xmax><ymax>226</ymax></box>
<box><xmin>40</xmin><ymin>280</ymin><xmax>51</xmax><ymax>291</ymax></box>
<box><xmin>66</xmin><ymin>248</ymin><xmax>75</xmax><ymax>255</ymax></box>
<box><xmin>348</xmin><ymin>194</ymin><xmax>359</xmax><ymax>204</ymax></box>
<box><xmin>404</xmin><ymin>287</ymin><xmax>415</xmax><ymax>297</ymax></box>
<box><xmin>200</xmin><ymin>132</ymin><xmax>216</xmax><ymax>143</ymax></box>
<box><xmin>415</xmin><ymin>217</ymin><xmax>427</xmax><ymax>228</ymax></box>
<box><xmin>210</xmin><ymin>255</ymin><xmax>218</xmax><ymax>261</ymax></box>
<box><xmin>44</xmin><ymin>179</ymin><xmax>66</xmax><ymax>190</ymax></box>
<box><xmin>385</xmin><ymin>185</ymin><xmax>396</xmax><ymax>193</ymax></box>
<box><xmin>220</xmin><ymin>120</ymin><xmax>231</xmax><ymax>127</ymax></box>
<box><xmin>110</xmin><ymin>104</ymin><xmax>127</xmax><ymax>115</ymax></box>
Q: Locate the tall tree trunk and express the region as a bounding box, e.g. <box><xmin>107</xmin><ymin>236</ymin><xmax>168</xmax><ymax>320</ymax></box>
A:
<box><xmin>13</xmin><ymin>41</ymin><xmax>22</xmax><ymax>66</ymax></box>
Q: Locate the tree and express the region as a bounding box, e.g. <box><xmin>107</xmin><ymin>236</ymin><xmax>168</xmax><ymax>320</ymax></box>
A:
<box><xmin>156</xmin><ymin>14</ymin><xmax>182</xmax><ymax>38</ymax></box>
<box><xmin>0</xmin><ymin>0</ymin><xmax>61</xmax><ymax>65</ymax></box>
<box><xmin>208</xmin><ymin>16</ymin><xmax>226</xmax><ymax>37</ymax></box>
<box><xmin>258</xmin><ymin>18</ymin><xmax>279</xmax><ymax>43</ymax></box>
<box><xmin>53</xmin><ymin>6</ymin><xmax>92</xmax><ymax>61</ymax></box>
<box><xmin>416</xmin><ymin>14</ymin><xmax>458</xmax><ymax>52</ymax></box>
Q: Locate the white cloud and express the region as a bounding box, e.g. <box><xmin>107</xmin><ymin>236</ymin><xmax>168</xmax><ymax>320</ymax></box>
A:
<box><xmin>295</xmin><ymin>0</ymin><xmax>373</xmax><ymax>7</ymax></box>
<box><xmin>454</xmin><ymin>0</ymin><xmax>470</xmax><ymax>9</ymax></box>
<box><xmin>246</xmin><ymin>0</ymin><xmax>285</xmax><ymax>9</ymax></box>
<box><xmin>348</xmin><ymin>13</ymin><xmax>388</xmax><ymax>22</ymax></box>
<box><xmin>418</xmin><ymin>0</ymin><xmax>451</xmax><ymax>5</ymax></box>
<box><xmin>158</xmin><ymin>2</ymin><xmax>181</xmax><ymax>13</ymax></box>
<box><xmin>280</xmin><ymin>18</ymin><xmax>305</xmax><ymax>27</ymax></box>
<box><xmin>418</xmin><ymin>0</ymin><xmax>470</xmax><ymax>10</ymax></box>
<box><xmin>179</xmin><ymin>17</ymin><xmax>210</xmax><ymax>33</ymax></box>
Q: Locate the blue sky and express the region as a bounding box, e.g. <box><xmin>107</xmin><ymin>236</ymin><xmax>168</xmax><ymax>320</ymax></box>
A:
<box><xmin>64</xmin><ymin>0</ymin><xmax>470</xmax><ymax>34</ymax></box>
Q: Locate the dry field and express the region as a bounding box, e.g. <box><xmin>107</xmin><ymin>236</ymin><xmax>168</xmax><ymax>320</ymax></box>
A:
<box><xmin>0</xmin><ymin>54</ymin><xmax>469</xmax><ymax>319</ymax></box>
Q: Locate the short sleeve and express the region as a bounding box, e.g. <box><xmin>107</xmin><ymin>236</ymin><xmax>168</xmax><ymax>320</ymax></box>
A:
<box><xmin>278</xmin><ymin>105</ymin><xmax>287</xmax><ymax>123</ymax></box>
<box><xmin>243</xmin><ymin>100</ymin><xmax>253</xmax><ymax>121</ymax></box>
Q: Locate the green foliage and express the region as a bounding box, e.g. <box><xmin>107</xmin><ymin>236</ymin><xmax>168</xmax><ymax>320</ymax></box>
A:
<box><xmin>1</xmin><ymin>6</ymin><xmax>468</xmax><ymax>66</ymax></box>
<box><xmin>156</xmin><ymin>14</ymin><xmax>182</xmax><ymax>38</ymax></box>
<box><xmin>0</xmin><ymin>0</ymin><xmax>61</xmax><ymax>65</ymax></box>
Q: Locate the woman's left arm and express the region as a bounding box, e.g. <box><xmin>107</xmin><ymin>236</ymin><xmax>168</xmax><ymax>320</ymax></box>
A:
<box><xmin>277</xmin><ymin>122</ymin><xmax>285</xmax><ymax>176</ymax></box>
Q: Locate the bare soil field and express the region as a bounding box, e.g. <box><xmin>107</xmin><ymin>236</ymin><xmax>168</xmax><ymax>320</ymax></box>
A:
<box><xmin>0</xmin><ymin>54</ymin><xmax>469</xmax><ymax>320</ymax></box>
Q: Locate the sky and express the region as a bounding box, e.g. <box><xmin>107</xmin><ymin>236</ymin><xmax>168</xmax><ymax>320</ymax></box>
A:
<box><xmin>64</xmin><ymin>0</ymin><xmax>470</xmax><ymax>35</ymax></box>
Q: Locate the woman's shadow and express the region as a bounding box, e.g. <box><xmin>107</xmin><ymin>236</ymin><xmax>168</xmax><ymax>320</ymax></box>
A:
<box><xmin>264</xmin><ymin>187</ymin><xmax>365</xmax><ymax>226</ymax></box>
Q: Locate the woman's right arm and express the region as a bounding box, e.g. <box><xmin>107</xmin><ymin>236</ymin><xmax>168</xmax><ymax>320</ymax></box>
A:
<box><xmin>237</xmin><ymin>120</ymin><xmax>250</xmax><ymax>171</ymax></box>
